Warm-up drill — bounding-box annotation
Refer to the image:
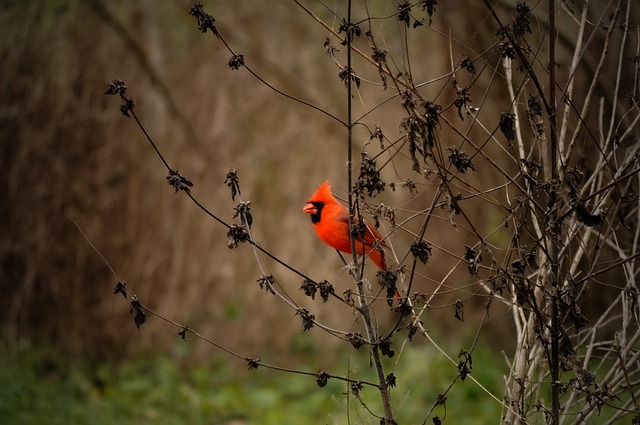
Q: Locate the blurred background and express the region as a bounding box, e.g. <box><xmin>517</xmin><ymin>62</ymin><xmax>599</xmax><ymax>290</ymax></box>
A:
<box><xmin>1</xmin><ymin>1</ymin><xmax>638</xmax><ymax>423</ymax></box>
<box><xmin>1</xmin><ymin>0</ymin><xmax>353</xmax><ymax>361</ymax></box>
<box><xmin>0</xmin><ymin>0</ymin><xmax>477</xmax><ymax>363</ymax></box>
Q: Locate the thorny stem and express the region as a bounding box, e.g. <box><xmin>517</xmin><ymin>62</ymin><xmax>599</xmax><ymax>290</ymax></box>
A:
<box><xmin>75</xmin><ymin>212</ymin><xmax>383</xmax><ymax>390</ymax></box>
<box><xmin>121</xmin><ymin>278</ymin><xmax>382</xmax><ymax>388</ymax></box>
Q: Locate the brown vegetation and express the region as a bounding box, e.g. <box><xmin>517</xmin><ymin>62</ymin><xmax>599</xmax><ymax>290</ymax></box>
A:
<box><xmin>2</xmin><ymin>1</ymin><xmax>640</xmax><ymax>423</ymax></box>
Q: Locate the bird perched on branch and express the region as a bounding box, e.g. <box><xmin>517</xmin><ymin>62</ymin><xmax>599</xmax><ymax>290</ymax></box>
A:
<box><xmin>303</xmin><ymin>180</ymin><xmax>388</xmax><ymax>271</ymax></box>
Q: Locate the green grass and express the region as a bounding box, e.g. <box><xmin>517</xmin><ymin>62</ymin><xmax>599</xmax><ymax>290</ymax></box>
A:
<box><xmin>0</xmin><ymin>342</ymin><xmax>507</xmax><ymax>424</ymax></box>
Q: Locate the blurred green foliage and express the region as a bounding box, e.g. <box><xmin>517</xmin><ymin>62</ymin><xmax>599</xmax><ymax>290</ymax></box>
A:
<box><xmin>0</xmin><ymin>341</ymin><xmax>508</xmax><ymax>425</ymax></box>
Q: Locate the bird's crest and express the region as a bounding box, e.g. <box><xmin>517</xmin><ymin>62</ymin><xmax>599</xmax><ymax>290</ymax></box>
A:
<box><xmin>308</xmin><ymin>180</ymin><xmax>334</xmax><ymax>203</ymax></box>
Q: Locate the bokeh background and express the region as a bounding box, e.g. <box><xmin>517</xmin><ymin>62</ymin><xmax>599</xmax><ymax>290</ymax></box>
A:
<box><xmin>2</xmin><ymin>1</ymin><xmax>639</xmax><ymax>423</ymax></box>
<box><xmin>1</xmin><ymin>0</ymin><xmax>351</xmax><ymax>361</ymax></box>
<box><xmin>0</xmin><ymin>0</ymin><xmax>487</xmax><ymax>362</ymax></box>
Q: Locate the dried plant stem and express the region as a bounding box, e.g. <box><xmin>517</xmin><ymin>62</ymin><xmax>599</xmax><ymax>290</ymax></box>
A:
<box><xmin>563</xmin><ymin>0</ymin><xmax>621</xmax><ymax>165</ymax></box>
<box><xmin>547</xmin><ymin>0</ymin><xmax>561</xmax><ymax>422</ymax></box>
<box><xmin>344</xmin><ymin>0</ymin><xmax>393</xmax><ymax>422</ymax></box>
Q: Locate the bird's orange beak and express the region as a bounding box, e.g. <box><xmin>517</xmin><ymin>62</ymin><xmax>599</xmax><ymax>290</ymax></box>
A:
<box><xmin>303</xmin><ymin>203</ymin><xmax>317</xmax><ymax>215</ymax></box>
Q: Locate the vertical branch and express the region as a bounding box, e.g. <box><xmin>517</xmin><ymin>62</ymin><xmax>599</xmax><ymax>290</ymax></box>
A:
<box><xmin>558</xmin><ymin>0</ymin><xmax>590</xmax><ymax>154</ymax></box>
<box><xmin>548</xmin><ymin>0</ymin><xmax>561</xmax><ymax>423</ymax></box>
<box><xmin>347</xmin><ymin>0</ymin><xmax>355</xmax><ymax>269</ymax></box>
<box><xmin>344</xmin><ymin>1</ymin><xmax>394</xmax><ymax>422</ymax></box>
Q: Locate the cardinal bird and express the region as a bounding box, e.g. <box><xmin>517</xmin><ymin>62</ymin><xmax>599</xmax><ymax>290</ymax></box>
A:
<box><xmin>303</xmin><ymin>180</ymin><xmax>388</xmax><ymax>271</ymax></box>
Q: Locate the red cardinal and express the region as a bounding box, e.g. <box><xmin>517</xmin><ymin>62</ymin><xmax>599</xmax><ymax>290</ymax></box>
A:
<box><xmin>303</xmin><ymin>180</ymin><xmax>388</xmax><ymax>271</ymax></box>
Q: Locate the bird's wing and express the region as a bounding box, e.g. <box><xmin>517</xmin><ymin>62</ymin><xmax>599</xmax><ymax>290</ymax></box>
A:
<box><xmin>347</xmin><ymin>213</ymin><xmax>387</xmax><ymax>248</ymax></box>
